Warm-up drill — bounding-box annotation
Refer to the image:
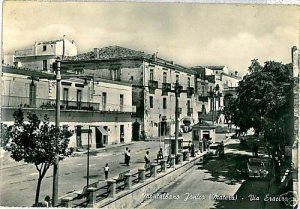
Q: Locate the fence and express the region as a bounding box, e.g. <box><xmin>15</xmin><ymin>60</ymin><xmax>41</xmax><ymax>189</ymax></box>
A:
<box><xmin>56</xmin><ymin>152</ymin><xmax>194</xmax><ymax>208</ymax></box>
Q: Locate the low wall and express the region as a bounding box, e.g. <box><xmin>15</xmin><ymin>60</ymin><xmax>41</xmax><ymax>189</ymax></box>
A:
<box><xmin>96</xmin><ymin>154</ymin><xmax>202</xmax><ymax>209</ymax></box>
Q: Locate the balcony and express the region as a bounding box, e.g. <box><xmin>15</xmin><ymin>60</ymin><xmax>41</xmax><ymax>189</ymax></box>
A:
<box><xmin>148</xmin><ymin>80</ymin><xmax>158</xmax><ymax>94</ymax></box>
<box><xmin>1</xmin><ymin>95</ymin><xmax>136</xmax><ymax>113</ymax></box>
<box><xmin>162</xmin><ymin>82</ymin><xmax>171</xmax><ymax>96</ymax></box>
<box><xmin>186</xmin><ymin>87</ymin><xmax>194</xmax><ymax>98</ymax></box>
<box><xmin>187</xmin><ymin>108</ymin><xmax>193</xmax><ymax>116</ymax></box>
<box><xmin>198</xmin><ymin>96</ymin><xmax>209</xmax><ymax>102</ymax></box>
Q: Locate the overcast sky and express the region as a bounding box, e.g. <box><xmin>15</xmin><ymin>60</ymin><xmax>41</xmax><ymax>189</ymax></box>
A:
<box><xmin>3</xmin><ymin>2</ymin><xmax>299</xmax><ymax>75</ymax></box>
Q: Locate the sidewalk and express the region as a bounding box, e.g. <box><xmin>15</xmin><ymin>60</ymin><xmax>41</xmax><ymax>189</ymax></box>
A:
<box><xmin>72</xmin><ymin>141</ymin><xmax>136</xmax><ymax>157</ymax></box>
<box><xmin>0</xmin><ymin>141</ymin><xmax>137</xmax><ymax>169</ymax></box>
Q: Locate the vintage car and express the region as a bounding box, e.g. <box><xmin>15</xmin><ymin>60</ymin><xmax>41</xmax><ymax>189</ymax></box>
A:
<box><xmin>207</xmin><ymin>142</ymin><xmax>224</xmax><ymax>157</ymax></box>
<box><xmin>247</xmin><ymin>158</ymin><xmax>270</xmax><ymax>179</ymax></box>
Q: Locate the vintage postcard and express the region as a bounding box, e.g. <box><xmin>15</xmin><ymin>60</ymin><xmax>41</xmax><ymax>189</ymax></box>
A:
<box><xmin>1</xmin><ymin>1</ymin><xmax>299</xmax><ymax>209</ymax></box>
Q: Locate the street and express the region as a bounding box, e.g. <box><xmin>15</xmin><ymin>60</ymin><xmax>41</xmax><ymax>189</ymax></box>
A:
<box><xmin>138</xmin><ymin>138</ymin><xmax>292</xmax><ymax>209</ymax></box>
<box><xmin>0</xmin><ymin>132</ymin><xmax>224</xmax><ymax>207</ymax></box>
<box><xmin>0</xmin><ymin>141</ymin><xmax>163</xmax><ymax>207</ymax></box>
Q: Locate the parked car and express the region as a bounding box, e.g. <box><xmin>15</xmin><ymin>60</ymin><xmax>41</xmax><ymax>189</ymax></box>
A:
<box><xmin>247</xmin><ymin>158</ymin><xmax>271</xmax><ymax>179</ymax></box>
<box><xmin>207</xmin><ymin>142</ymin><xmax>224</xmax><ymax>158</ymax></box>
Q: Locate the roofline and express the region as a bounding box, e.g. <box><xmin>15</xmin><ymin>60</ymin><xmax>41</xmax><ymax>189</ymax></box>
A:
<box><xmin>62</xmin><ymin>56</ymin><xmax>196</xmax><ymax>75</ymax></box>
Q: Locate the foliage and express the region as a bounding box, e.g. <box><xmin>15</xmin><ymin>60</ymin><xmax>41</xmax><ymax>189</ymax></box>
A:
<box><xmin>1</xmin><ymin>123</ymin><xmax>10</xmax><ymax>147</ymax></box>
<box><xmin>230</xmin><ymin>60</ymin><xmax>293</xmax><ymax>144</ymax></box>
<box><xmin>4</xmin><ymin>108</ymin><xmax>73</xmax><ymax>205</ymax></box>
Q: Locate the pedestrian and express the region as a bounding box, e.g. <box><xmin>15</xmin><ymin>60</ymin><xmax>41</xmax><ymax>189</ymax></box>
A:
<box><xmin>144</xmin><ymin>151</ymin><xmax>150</xmax><ymax>169</ymax></box>
<box><xmin>44</xmin><ymin>195</ymin><xmax>51</xmax><ymax>207</ymax></box>
<box><xmin>126</xmin><ymin>150</ymin><xmax>131</xmax><ymax>166</ymax></box>
<box><xmin>124</xmin><ymin>147</ymin><xmax>128</xmax><ymax>164</ymax></box>
<box><xmin>157</xmin><ymin>148</ymin><xmax>163</xmax><ymax>162</ymax></box>
<box><xmin>252</xmin><ymin>143</ymin><xmax>259</xmax><ymax>157</ymax></box>
<box><xmin>191</xmin><ymin>143</ymin><xmax>195</xmax><ymax>157</ymax></box>
<box><xmin>104</xmin><ymin>163</ymin><xmax>109</xmax><ymax>180</ymax></box>
<box><xmin>188</xmin><ymin>141</ymin><xmax>192</xmax><ymax>152</ymax></box>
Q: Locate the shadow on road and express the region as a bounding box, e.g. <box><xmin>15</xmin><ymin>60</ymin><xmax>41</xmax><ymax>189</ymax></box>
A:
<box><xmin>199</xmin><ymin>152</ymin><xmax>249</xmax><ymax>185</ymax></box>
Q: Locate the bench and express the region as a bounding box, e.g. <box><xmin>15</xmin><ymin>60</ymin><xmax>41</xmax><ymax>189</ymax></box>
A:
<box><xmin>74</xmin><ymin>182</ymin><xmax>99</xmax><ymax>199</ymax></box>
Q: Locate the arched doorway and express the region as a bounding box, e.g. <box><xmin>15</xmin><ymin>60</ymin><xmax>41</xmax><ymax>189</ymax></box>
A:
<box><xmin>132</xmin><ymin>121</ymin><xmax>140</xmax><ymax>141</ymax></box>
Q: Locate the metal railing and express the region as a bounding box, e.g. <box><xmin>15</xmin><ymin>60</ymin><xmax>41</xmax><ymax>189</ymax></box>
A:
<box><xmin>1</xmin><ymin>95</ymin><xmax>136</xmax><ymax>113</ymax></box>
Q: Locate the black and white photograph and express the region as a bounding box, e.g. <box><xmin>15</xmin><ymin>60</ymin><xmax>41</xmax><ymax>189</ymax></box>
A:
<box><xmin>0</xmin><ymin>1</ymin><xmax>299</xmax><ymax>208</ymax></box>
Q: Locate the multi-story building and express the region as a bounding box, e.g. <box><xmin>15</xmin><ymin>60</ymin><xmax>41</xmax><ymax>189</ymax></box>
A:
<box><xmin>1</xmin><ymin>66</ymin><xmax>134</xmax><ymax>148</ymax></box>
<box><xmin>62</xmin><ymin>45</ymin><xmax>198</xmax><ymax>139</ymax></box>
<box><xmin>191</xmin><ymin>65</ymin><xmax>241</xmax><ymax>124</ymax></box>
<box><xmin>12</xmin><ymin>37</ymin><xmax>77</xmax><ymax>72</ymax></box>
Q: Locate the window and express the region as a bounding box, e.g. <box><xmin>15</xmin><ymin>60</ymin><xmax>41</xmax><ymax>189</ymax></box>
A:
<box><xmin>150</xmin><ymin>69</ymin><xmax>154</xmax><ymax>81</ymax></box>
<box><xmin>187</xmin><ymin>77</ymin><xmax>190</xmax><ymax>87</ymax></box>
<box><xmin>120</xmin><ymin>94</ymin><xmax>124</xmax><ymax>111</ymax></box>
<box><xmin>111</xmin><ymin>69</ymin><xmax>119</xmax><ymax>81</ymax></box>
<box><xmin>176</xmin><ymin>74</ymin><xmax>179</xmax><ymax>83</ymax></box>
<box><xmin>150</xmin><ymin>96</ymin><xmax>153</xmax><ymax>108</ymax></box>
<box><xmin>77</xmin><ymin>90</ymin><xmax>82</xmax><ymax>109</ymax></box>
<box><xmin>42</xmin><ymin>60</ymin><xmax>47</xmax><ymax>71</ymax></box>
<box><xmin>163</xmin><ymin>72</ymin><xmax>167</xmax><ymax>83</ymax></box>
<box><xmin>43</xmin><ymin>45</ymin><xmax>47</xmax><ymax>51</ymax></box>
<box><xmin>102</xmin><ymin>92</ymin><xmax>107</xmax><ymax>110</ymax></box>
<box><xmin>163</xmin><ymin>98</ymin><xmax>167</xmax><ymax>109</ymax></box>
<box><xmin>63</xmin><ymin>88</ymin><xmax>69</xmax><ymax>108</ymax></box>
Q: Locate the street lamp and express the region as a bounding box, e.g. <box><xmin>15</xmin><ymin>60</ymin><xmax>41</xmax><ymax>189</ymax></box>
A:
<box><xmin>52</xmin><ymin>60</ymin><xmax>61</xmax><ymax>206</ymax></box>
<box><xmin>165</xmin><ymin>80</ymin><xmax>191</xmax><ymax>156</ymax></box>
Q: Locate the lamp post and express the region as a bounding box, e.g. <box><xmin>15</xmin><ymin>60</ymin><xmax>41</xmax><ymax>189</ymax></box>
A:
<box><xmin>87</xmin><ymin>125</ymin><xmax>90</xmax><ymax>187</ymax></box>
<box><xmin>165</xmin><ymin>81</ymin><xmax>191</xmax><ymax>156</ymax></box>
<box><xmin>52</xmin><ymin>60</ymin><xmax>61</xmax><ymax>206</ymax></box>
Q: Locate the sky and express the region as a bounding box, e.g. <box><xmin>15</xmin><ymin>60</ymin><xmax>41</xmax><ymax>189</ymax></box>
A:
<box><xmin>3</xmin><ymin>1</ymin><xmax>300</xmax><ymax>75</ymax></box>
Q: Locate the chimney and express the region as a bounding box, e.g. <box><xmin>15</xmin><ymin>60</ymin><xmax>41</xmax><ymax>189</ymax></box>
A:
<box><xmin>152</xmin><ymin>52</ymin><xmax>158</xmax><ymax>61</ymax></box>
<box><xmin>94</xmin><ymin>48</ymin><xmax>99</xmax><ymax>59</ymax></box>
<box><xmin>33</xmin><ymin>42</ymin><xmax>37</xmax><ymax>56</ymax></box>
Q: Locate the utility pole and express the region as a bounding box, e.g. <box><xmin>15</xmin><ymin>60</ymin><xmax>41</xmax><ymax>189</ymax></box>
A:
<box><xmin>174</xmin><ymin>82</ymin><xmax>180</xmax><ymax>156</ymax></box>
<box><xmin>52</xmin><ymin>60</ymin><xmax>61</xmax><ymax>206</ymax></box>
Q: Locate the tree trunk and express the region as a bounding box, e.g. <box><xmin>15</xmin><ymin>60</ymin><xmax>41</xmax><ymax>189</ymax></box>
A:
<box><xmin>35</xmin><ymin>176</ymin><xmax>43</xmax><ymax>206</ymax></box>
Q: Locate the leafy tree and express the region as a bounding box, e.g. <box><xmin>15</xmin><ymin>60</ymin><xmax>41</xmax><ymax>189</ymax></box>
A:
<box><xmin>1</xmin><ymin>123</ymin><xmax>9</xmax><ymax>147</ymax></box>
<box><xmin>4</xmin><ymin>108</ymin><xmax>73</xmax><ymax>205</ymax></box>
<box><xmin>231</xmin><ymin>60</ymin><xmax>293</xmax><ymax>144</ymax></box>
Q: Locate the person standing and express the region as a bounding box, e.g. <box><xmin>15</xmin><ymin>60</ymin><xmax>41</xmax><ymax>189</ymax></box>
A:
<box><xmin>104</xmin><ymin>163</ymin><xmax>109</xmax><ymax>180</ymax></box>
<box><xmin>124</xmin><ymin>147</ymin><xmax>129</xmax><ymax>164</ymax></box>
<box><xmin>144</xmin><ymin>151</ymin><xmax>150</xmax><ymax>169</ymax></box>
<box><xmin>44</xmin><ymin>196</ymin><xmax>51</xmax><ymax>207</ymax></box>
<box><xmin>126</xmin><ymin>150</ymin><xmax>131</xmax><ymax>166</ymax></box>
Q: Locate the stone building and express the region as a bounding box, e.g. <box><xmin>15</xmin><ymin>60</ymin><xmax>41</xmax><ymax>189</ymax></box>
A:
<box><xmin>1</xmin><ymin>66</ymin><xmax>134</xmax><ymax>148</ymax></box>
<box><xmin>62</xmin><ymin>45</ymin><xmax>199</xmax><ymax>139</ymax></box>
<box><xmin>191</xmin><ymin>65</ymin><xmax>241</xmax><ymax>124</ymax></box>
<box><xmin>12</xmin><ymin>37</ymin><xmax>77</xmax><ymax>72</ymax></box>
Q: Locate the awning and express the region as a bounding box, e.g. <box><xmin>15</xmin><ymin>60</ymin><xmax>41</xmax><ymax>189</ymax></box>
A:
<box><xmin>96</xmin><ymin>126</ymin><xmax>108</xmax><ymax>136</ymax></box>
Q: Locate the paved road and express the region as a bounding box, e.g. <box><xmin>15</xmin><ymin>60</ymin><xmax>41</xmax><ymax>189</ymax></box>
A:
<box><xmin>0</xmin><ymin>132</ymin><xmax>228</xmax><ymax>207</ymax></box>
<box><xmin>0</xmin><ymin>141</ymin><xmax>163</xmax><ymax>207</ymax></box>
<box><xmin>138</xmin><ymin>138</ymin><xmax>289</xmax><ymax>209</ymax></box>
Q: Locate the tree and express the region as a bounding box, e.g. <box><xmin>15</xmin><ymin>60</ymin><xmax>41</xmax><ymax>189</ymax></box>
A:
<box><xmin>230</xmin><ymin>60</ymin><xmax>293</xmax><ymax>143</ymax></box>
<box><xmin>4</xmin><ymin>108</ymin><xmax>73</xmax><ymax>206</ymax></box>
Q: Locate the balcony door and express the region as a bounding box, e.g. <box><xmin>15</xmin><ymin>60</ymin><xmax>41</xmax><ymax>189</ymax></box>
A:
<box><xmin>63</xmin><ymin>88</ymin><xmax>69</xmax><ymax>109</ymax></box>
<box><xmin>77</xmin><ymin>90</ymin><xmax>82</xmax><ymax>109</ymax></box>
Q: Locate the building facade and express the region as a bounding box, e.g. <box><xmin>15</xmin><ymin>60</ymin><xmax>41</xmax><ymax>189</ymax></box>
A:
<box><xmin>13</xmin><ymin>37</ymin><xmax>77</xmax><ymax>72</ymax></box>
<box><xmin>62</xmin><ymin>46</ymin><xmax>198</xmax><ymax>139</ymax></box>
<box><xmin>191</xmin><ymin>65</ymin><xmax>241</xmax><ymax>124</ymax></box>
<box><xmin>1</xmin><ymin>66</ymin><xmax>134</xmax><ymax>148</ymax></box>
